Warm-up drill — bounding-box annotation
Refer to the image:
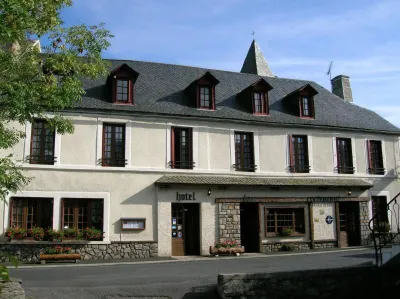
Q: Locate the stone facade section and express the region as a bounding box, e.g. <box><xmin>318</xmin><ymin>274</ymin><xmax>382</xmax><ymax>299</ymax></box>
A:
<box><xmin>262</xmin><ymin>241</ymin><xmax>336</xmax><ymax>253</ymax></box>
<box><xmin>218</xmin><ymin>203</ymin><xmax>241</xmax><ymax>244</ymax></box>
<box><xmin>0</xmin><ymin>242</ymin><xmax>158</xmax><ymax>263</ymax></box>
<box><xmin>359</xmin><ymin>201</ymin><xmax>371</xmax><ymax>245</ymax></box>
<box><xmin>0</xmin><ymin>279</ymin><xmax>25</xmax><ymax>299</ymax></box>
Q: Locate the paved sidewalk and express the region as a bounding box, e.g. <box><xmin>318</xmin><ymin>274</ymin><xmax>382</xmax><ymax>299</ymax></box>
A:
<box><xmin>8</xmin><ymin>246</ymin><xmax>373</xmax><ymax>269</ymax></box>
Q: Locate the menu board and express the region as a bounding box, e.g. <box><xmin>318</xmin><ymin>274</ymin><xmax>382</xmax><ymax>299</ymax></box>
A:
<box><xmin>121</xmin><ymin>218</ymin><xmax>146</xmax><ymax>230</ymax></box>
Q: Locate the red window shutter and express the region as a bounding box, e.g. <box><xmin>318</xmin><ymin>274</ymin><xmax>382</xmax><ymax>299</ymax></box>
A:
<box><xmin>265</xmin><ymin>93</ymin><xmax>269</xmax><ymax>114</ymax></box>
<box><xmin>251</xmin><ymin>91</ymin><xmax>255</xmax><ymax>114</ymax></box>
<box><xmin>171</xmin><ymin>128</ymin><xmax>175</xmax><ymax>167</ymax></box>
<box><xmin>367</xmin><ymin>140</ymin><xmax>373</xmax><ymax>171</ymax></box>
<box><xmin>299</xmin><ymin>97</ymin><xmax>303</xmax><ymax>117</ymax></box>
<box><xmin>189</xmin><ymin>128</ymin><xmax>193</xmax><ymax>166</ymax></box>
<box><xmin>288</xmin><ymin>135</ymin><xmax>294</xmax><ymax>168</ymax></box>
<box><xmin>211</xmin><ymin>86</ymin><xmax>215</xmax><ymax>110</ymax></box>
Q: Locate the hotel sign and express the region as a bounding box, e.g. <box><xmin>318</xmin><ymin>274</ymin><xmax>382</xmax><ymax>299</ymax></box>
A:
<box><xmin>307</xmin><ymin>197</ymin><xmax>341</xmax><ymax>203</ymax></box>
<box><xmin>176</xmin><ymin>192</ymin><xmax>197</xmax><ymax>201</ymax></box>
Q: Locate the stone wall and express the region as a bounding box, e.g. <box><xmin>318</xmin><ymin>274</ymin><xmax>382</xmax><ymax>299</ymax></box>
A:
<box><xmin>0</xmin><ymin>279</ymin><xmax>25</xmax><ymax>299</ymax></box>
<box><xmin>262</xmin><ymin>241</ymin><xmax>336</xmax><ymax>253</ymax></box>
<box><xmin>0</xmin><ymin>241</ymin><xmax>158</xmax><ymax>263</ymax></box>
<box><xmin>359</xmin><ymin>201</ymin><xmax>371</xmax><ymax>245</ymax></box>
<box><xmin>218</xmin><ymin>203</ymin><xmax>241</xmax><ymax>244</ymax></box>
<box><xmin>217</xmin><ymin>264</ymin><xmax>400</xmax><ymax>299</ymax></box>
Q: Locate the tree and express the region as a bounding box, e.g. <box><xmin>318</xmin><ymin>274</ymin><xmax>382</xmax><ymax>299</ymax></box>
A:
<box><xmin>0</xmin><ymin>0</ymin><xmax>113</xmax><ymax>202</ymax></box>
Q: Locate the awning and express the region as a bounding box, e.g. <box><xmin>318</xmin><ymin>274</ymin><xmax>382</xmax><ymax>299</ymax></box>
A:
<box><xmin>155</xmin><ymin>175</ymin><xmax>373</xmax><ymax>189</ymax></box>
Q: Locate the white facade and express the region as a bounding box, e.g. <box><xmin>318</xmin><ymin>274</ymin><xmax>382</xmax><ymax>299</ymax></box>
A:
<box><xmin>1</xmin><ymin>114</ymin><xmax>399</xmax><ymax>255</ymax></box>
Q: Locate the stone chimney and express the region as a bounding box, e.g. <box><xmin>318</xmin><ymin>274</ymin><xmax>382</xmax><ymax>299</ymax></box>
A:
<box><xmin>331</xmin><ymin>75</ymin><xmax>353</xmax><ymax>103</ymax></box>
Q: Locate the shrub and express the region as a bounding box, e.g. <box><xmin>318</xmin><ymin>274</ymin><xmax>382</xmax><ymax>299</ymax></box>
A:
<box><xmin>43</xmin><ymin>246</ymin><xmax>72</xmax><ymax>255</ymax></box>
<box><xmin>374</xmin><ymin>222</ymin><xmax>390</xmax><ymax>233</ymax></box>
<box><xmin>5</xmin><ymin>227</ymin><xmax>26</xmax><ymax>240</ymax></box>
<box><xmin>46</xmin><ymin>228</ymin><xmax>63</xmax><ymax>241</ymax></box>
<box><xmin>214</xmin><ymin>240</ymin><xmax>239</xmax><ymax>248</ymax></box>
<box><xmin>28</xmin><ymin>226</ymin><xmax>45</xmax><ymax>241</ymax></box>
<box><xmin>82</xmin><ymin>227</ymin><xmax>104</xmax><ymax>241</ymax></box>
<box><xmin>280</xmin><ymin>244</ymin><xmax>295</xmax><ymax>251</ymax></box>
<box><xmin>63</xmin><ymin>228</ymin><xmax>79</xmax><ymax>238</ymax></box>
<box><xmin>280</xmin><ymin>227</ymin><xmax>293</xmax><ymax>236</ymax></box>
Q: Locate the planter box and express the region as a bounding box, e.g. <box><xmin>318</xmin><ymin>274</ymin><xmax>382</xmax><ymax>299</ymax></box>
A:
<box><xmin>209</xmin><ymin>246</ymin><xmax>245</xmax><ymax>256</ymax></box>
<box><xmin>39</xmin><ymin>253</ymin><xmax>81</xmax><ymax>265</ymax></box>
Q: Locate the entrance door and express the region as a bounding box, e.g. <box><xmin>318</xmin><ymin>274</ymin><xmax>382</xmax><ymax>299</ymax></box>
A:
<box><xmin>240</xmin><ymin>203</ymin><xmax>260</xmax><ymax>252</ymax></box>
<box><xmin>339</xmin><ymin>202</ymin><xmax>361</xmax><ymax>247</ymax></box>
<box><xmin>171</xmin><ymin>203</ymin><xmax>200</xmax><ymax>256</ymax></box>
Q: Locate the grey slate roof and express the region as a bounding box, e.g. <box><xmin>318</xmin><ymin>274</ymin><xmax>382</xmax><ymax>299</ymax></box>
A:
<box><xmin>155</xmin><ymin>175</ymin><xmax>373</xmax><ymax>188</ymax></box>
<box><xmin>240</xmin><ymin>39</ymin><xmax>274</xmax><ymax>77</ymax></box>
<box><xmin>75</xmin><ymin>59</ymin><xmax>400</xmax><ymax>134</ymax></box>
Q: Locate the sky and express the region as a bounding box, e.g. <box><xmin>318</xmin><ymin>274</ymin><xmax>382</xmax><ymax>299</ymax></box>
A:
<box><xmin>60</xmin><ymin>0</ymin><xmax>400</xmax><ymax>127</ymax></box>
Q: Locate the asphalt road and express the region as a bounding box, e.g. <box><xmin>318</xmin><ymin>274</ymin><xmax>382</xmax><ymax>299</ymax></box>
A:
<box><xmin>10</xmin><ymin>248</ymin><xmax>376</xmax><ymax>299</ymax></box>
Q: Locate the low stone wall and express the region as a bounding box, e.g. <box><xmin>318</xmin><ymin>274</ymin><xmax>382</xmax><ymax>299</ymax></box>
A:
<box><xmin>261</xmin><ymin>241</ymin><xmax>336</xmax><ymax>252</ymax></box>
<box><xmin>0</xmin><ymin>279</ymin><xmax>25</xmax><ymax>299</ymax></box>
<box><xmin>217</xmin><ymin>264</ymin><xmax>400</xmax><ymax>299</ymax></box>
<box><xmin>0</xmin><ymin>241</ymin><xmax>158</xmax><ymax>263</ymax></box>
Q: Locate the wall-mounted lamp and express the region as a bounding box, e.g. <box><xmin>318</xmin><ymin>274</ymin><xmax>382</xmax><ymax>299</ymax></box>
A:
<box><xmin>348</xmin><ymin>190</ymin><xmax>352</xmax><ymax>196</ymax></box>
<box><xmin>207</xmin><ymin>189</ymin><xmax>212</xmax><ymax>196</ymax></box>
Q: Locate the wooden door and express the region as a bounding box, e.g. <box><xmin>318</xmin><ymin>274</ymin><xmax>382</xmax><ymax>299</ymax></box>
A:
<box><xmin>171</xmin><ymin>203</ymin><xmax>185</xmax><ymax>256</ymax></box>
<box><xmin>339</xmin><ymin>203</ymin><xmax>361</xmax><ymax>247</ymax></box>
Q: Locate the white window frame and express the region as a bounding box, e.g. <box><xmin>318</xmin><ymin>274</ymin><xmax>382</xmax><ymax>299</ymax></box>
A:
<box><xmin>3</xmin><ymin>191</ymin><xmax>111</xmax><ymax>242</ymax></box>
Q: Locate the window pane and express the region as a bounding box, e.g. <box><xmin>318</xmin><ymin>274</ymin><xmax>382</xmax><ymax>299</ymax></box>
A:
<box><xmin>172</xmin><ymin>127</ymin><xmax>192</xmax><ymax>169</ymax></box>
<box><xmin>102</xmin><ymin>124</ymin><xmax>126</xmax><ymax>167</ymax></box>
<box><xmin>200</xmin><ymin>87</ymin><xmax>211</xmax><ymax>108</ymax></box>
<box><xmin>30</xmin><ymin>120</ymin><xmax>55</xmax><ymax>164</ymax></box>
<box><xmin>234</xmin><ymin>132</ymin><xmax>254</xmax><ymax>171</ymax></box>
<box><xmin>265</xmin><ymin>208</ymin><xmax>305</xmax><ymax>235</ymax></box>
<box><xmin>116</xmin><ymin>80</ymin><xmax>129</xmax><ymax>102</ymax></box>
<box><xmin>337</xmin><ymin>138</ymin><xmax>353</xmax><ymax>173</ymax></box>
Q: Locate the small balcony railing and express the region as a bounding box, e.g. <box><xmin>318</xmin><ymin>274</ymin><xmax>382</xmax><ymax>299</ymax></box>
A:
<box><xmin>168</xmin><ymin>161</ymin><xmax>195</xmax><ymax>170</ymax></box>
<box><xmin>288</xmin><ymin>165</ymin><xmax>310</xmax><ymax>173</ymax></box>
<box><xmin>26</xmin><ymin>155</ymin><xmax>57</xmax><ymax>165</ymax></box>
<box><xmin>232</xmin><ymin>164</ymin><xmax>257</xmax><ymax>172</ymax></box>
<box><xmin>335</xmin><ymin>166</ymin><xmax>355</xmax><ymax>174</ymax></box>
<box><xmin>99</xmin><ymin>158</ymin><xmax>127</xmax><ymax>167</ymax></box>
<box><xmin>368</xmin><ymin>167</ymin><xmax>385</xmax><ymax>175</ymax></box>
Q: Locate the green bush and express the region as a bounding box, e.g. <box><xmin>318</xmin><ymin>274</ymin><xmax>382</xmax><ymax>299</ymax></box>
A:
<box><xmin>280</xmin><ymin>227</ymin><xmax>293</xmax><ymax>236</ymax></box>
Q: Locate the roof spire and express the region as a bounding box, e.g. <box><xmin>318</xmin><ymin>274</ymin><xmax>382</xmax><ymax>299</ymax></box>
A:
<box><xmin>240</xmin><ymin>39</ymin><xmax>274</xmax><ymax>77</ymax></box>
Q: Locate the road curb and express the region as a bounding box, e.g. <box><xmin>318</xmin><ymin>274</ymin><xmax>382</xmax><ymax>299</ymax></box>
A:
<box><xmin>15</xmin><ymin>247</ymin><xmax>371</xmax><ymax>269</ymax></box>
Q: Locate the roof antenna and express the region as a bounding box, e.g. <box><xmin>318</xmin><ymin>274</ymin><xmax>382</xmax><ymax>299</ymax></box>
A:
<box><xmin>326</xmin><ymin>61</ymin><xmax>333</xmax><ymax>81</ymax></box>
<box><xmin>252</xmin><ymin>31</ymin><xmax>256</xmax><ymax>40</ymax></box>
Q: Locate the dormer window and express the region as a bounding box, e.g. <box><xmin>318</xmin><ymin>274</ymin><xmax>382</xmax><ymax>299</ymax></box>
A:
<box><xmin>238</xmin><ymin>79</ymin><xmax>272</xmax><ymax>115</ymax></box>
<box><xmin>253</xmin><ymin>91</ymin><xmax>268</xmax><ymax>115</ymax></box>
<box><xmin>185</xmin><ymin>71</ymin><xmax>219</xmax><ymax>110</ymax></box>
<box><xmin>199</xmin><ymin>86</ymin><xmax>212</xmax><ymax>109</ymax></box>
<box><xmin>108</xmin><ymin>64</ymin><xmax>139</xmax><ymax>105</ymax></box>
<box><xmin>300</xmin><ymin>96</ymin><xmax>313</xmax><ymax>118</ymax></box>
<box><xmin>116</xmin><ymin>79</ymin><xmax>130</xmax><ymax>102</ymax></box>
<box><xmin>282</xmin><ymin>84</ymin><xmax>317</xmax><ymax>119</ymax></box>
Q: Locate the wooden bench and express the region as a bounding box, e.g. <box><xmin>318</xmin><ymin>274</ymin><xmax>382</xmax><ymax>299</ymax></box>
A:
<box><xmin>39</xmin><ymin>253</ymin><xmax>81</xmax><ymax>265</ymax></box>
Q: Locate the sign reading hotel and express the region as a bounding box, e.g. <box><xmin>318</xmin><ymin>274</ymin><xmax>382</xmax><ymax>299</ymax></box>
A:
<box><xmin>176</xmin><ymin>192</ymin><xmax>196</xmax><ymax>201</ymax></box>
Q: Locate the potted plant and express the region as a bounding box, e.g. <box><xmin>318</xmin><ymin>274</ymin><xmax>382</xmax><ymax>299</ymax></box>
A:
<box><xmin>280</xmin><ymin>227</ymin><xmax>293</xmax><ymax>236</ymax></box>
<box><xmin>28</xmin><ymin>226</ymin><xmax>45</xmax><ymax>241</ymax></box>
<box><xmin>209</xmin><ymin>240</ymin><xmax>245</xmax><ymax>256</ymax></box>
<box><xmin>46</xmin><ymin>228</ymin><xmax>63</xmax><ymax>241</ymax></box>
<box><xmin>40</xmin><ymin>246</ymin><xmax>81</xmax><ymax>264</ymax></box>
<box><xmin>5</xmin><ymin>227</ymin><xmax>27</xmax><ymax>241</ymax></box>
<box><xmin>62</xmin><ymin>228</ymin><xmax>79</xmax><ymax>240</ymax></box>
<box><xmin>82</xmin><ymin>227</ymin><xmax>104</xmax><ymax>241</ymax></box>
<box><xmin>374</xmin><ymin>222</ymin><xmax>390</xmax><ymax>233</ymax></box>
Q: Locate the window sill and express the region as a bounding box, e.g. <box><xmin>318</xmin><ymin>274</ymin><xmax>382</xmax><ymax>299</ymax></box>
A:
<box><xmin>253</xmin><ymin>113</ymin><xmax>269</xmax><ymax>116</ymax></box>
<box><xmin>265</xmin><ymin>234</ymin><xmax>306</xmax><ymax>238</ymax></box>
<box><xmin>113</xmin><ymin>101</ymin><xmax>133</xmax><ymax>105</ymax></box>
<box><xmin>197</xmin><ymin>108</ymin><xmax>215</xmax><ymax>111</ymax></box>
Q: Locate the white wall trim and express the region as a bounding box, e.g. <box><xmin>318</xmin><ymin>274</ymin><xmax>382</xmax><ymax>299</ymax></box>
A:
<box><xmin>192</xmin><ymin>127</ymin><xmax>199</xmax><ymax>169</ymax></box>
<box><xmin>125</xmin><ymin>121</ymin><xmax>132</xmax><ymax>167</ymax></box>
<box><xmin>23</xmin><ymin>121</ymin><xmax>32</xmax><ymax>161</ymax></box>
<box><xmin>308</xmin><ymin>135</ymin><xmax>314</xmax><ymax>173</ymax></box>
<box><xmin>381</xmin><ymin>139</ymin><xmax>387</xmax><ymax>174</ymax></box>
<box><xmin>332</xmin><ymin>136</ymin><xmax>337</xmax><ymax>172</ymax></box>
<box><xmin>285</xmin><ymin>134</ymin><xmax>289</xmax><ymax>172</ymax></box>
<box><xmin>351</xmin><ymin>137</ymin><xmax>357</xmax><ymax>174</ymax></box>
<box><xmin>229</xmin><ymin>129</ymin><xmax>235</xmax><ymax>170</ymax></box>
<box><xmin>254</xmin><ymin>130</ymin><xmax>260</xmax><ymax>173</ymax></box>
<box><xmin>364</xmin><ymin>138</ymin><xmax>369</xmax><ymax>174</ymax></box>
<box><xmin>3</xmin><ymin>191</ymin><xmax>111</xmax><ymax>242</ymax></box>
<box><xmin>166</xmin><ymin>125</ymin><xmax>171</xmax><ymax>168</ymax></box>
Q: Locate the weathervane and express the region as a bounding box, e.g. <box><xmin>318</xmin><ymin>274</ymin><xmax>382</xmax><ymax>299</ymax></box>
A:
<box><xmin>252</xmin><ymin>31</ymin><xmax>256</xmax><ymax>39</ymax></box>
<box><xmin>326</xmin><ymin>61</ymin><xmax>333</xmax><ymax>80</ymax></box>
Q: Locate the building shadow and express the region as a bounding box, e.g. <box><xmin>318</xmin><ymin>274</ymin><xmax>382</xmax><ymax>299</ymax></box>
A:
<box><xmin>181</xmin><ymin>284</ymin><xmax>219</xmax><ymax>299</ymax></box>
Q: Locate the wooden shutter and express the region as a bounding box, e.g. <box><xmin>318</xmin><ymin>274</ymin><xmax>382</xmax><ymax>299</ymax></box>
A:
<box><xmin>211</xmin><ymin>86</ymin><xmax>215</xmax><ymax>110</ymax></box>
<box><xmin>101</xmin><ymin>125</ymin><xmax>106</xmax><ymax>166</ymax></box>
<box><xmin>367</xmin><ymin>140</ymin><xmax>373</xmax><ymax>171</ymax></box>
<box><xmin>171</xmin><ymin>128</ymin><xmax>175</xmax><ymax>167</ymax></box>
<box><xmin>336</xmin><ymin>138</ymin><xmax>341</xmax><ymax>170</ymax></box>
<box><xmin>189</xmin><ymin>128</ymin><xmax>193</xmax><ymax>166</ymax></box>
<box><xmin>265</xmin><ymin>92</ymin><xmax>269</xmax><ymax>115</ymax></box>
<box><xmin>298</xmin><ymin>97</ymin><xmax>303</xmax><ymax>117</ymax></box>
<box><xmin>288</xmin><ymin>135</ymin><xmax>294</xmax><ymax>167</ymax></box>
<box><xmin>251</xmin><ymin>91</ymin><xmax>255</xmax><ymax>114</ymax></box>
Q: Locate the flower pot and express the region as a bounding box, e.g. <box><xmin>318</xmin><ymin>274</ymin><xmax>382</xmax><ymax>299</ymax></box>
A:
<box><xmin>209</xmin><ymin>246</ymin><xmax>245</xmax><ymax>256</ymax></box>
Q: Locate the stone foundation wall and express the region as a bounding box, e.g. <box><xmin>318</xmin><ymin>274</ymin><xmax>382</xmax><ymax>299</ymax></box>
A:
<box><xmin>359</xmin><ymin>201</ymin><xmax>371</xmax><ymax>245</ymax></box>
<box><xmin>217</xmin><ymin>264</ymin><xmax>400</xmax><ymax>299</ymax></box>
<box><xmin>0</xmin><ymin>241</ymin><xmax>158</xmax><ymax>263</ymax></box>
<box><xmin>218</xmin><ymin>203</ymin><xmax>241</xmax><ymax>244</ymax></box>
<box><xmin>0</xmin><ymin>279</ymin><xmax>25</xmax><ymax>299</ymax></box>
<box><xmin>262</xmin><ymin>241</ymin><xmax>336</xmax><ymax>253</ymax></box>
